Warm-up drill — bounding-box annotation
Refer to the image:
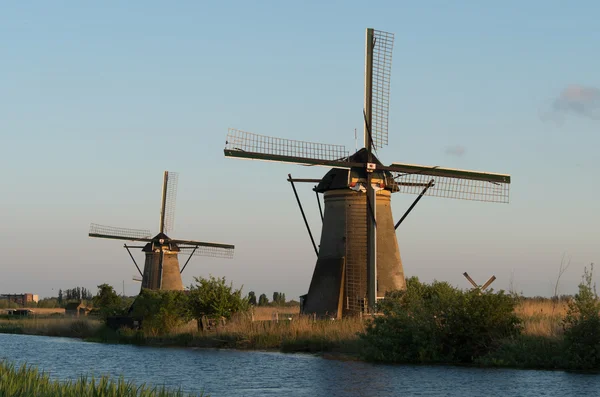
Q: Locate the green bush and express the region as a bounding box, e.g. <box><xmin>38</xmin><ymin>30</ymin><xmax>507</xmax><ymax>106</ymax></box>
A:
<box><xmin>92</xmin><ymin>284</ymin><xmax>128</xmax><ymax>320</ymax></box>
<box><xmin>188</xmin><ymin>275</ymin><xmax>249</xmax><ymax>321</ymax></box>
<box><xmin>360</xmin><ymin>277</ymin><xmax>521</xmax><ymax>364</ymax></box>
<box><xmin>477</xmin><ymin>334</ymin><xmax>565</xmax><ymax>369</ymax></box>
<box><xmin>563</xmin><ymin>264</ymin><xmax>600</xmax><ymax>370</ymax></box>
<box><xmin>130</xmin><ymin>289</ymin><xmax>191</xmax><ymax>336</ymax></box>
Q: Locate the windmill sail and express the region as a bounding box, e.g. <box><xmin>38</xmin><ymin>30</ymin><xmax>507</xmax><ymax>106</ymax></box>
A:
<box><xmin>370</xmin><ymin>29</ymin><xmax>394</xmax><ymax>150</ymax></box>
<box><xmin>389</xmin><ymin>163</ymin><xmax>511</xmax><ymax>203</ymax></box>
<box><xmin>161</xmin><ymin>171</ymin><xmax>179</xmax><ymax>235</ymax></box>
<box><xmin>178</xmin><ymin>243</ymin><xmax>235</xmax><ymax>259</ymax></box>
<box><xmin>363</xmin><ymin>29</ymin><xmax>396</xmax><ymax>313</ymax></box>
<box><xmin>89</xmin><ymin>223</ymin><xmax>152</xmax><ymax>241</ymax></box>
<box><xmin>225</xmin><ymin>129</ymin><xmax>351</xmax><ymax>168</ymax></box>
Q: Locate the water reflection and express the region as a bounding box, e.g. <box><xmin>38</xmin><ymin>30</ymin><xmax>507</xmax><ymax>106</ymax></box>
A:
<box><xmin>1</xmin><ymin>333</ymin><xmax>599</xmax><ymax>397</ymax></box>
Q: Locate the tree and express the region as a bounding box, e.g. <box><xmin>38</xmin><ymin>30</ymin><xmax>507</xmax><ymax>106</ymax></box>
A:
<box><xmin>272</xmin><ymin>292</ymin><xmax>286</xmax><ymax>306</ymax></box>
<box><xmin>57</xmin><ymin>289</ymin><xmax>63</xmax><ymax>305</ymax></box>
<box><xmin>61</xmin><ymin>287</ymin><xmax>93</xmax><ymax>303</ymax></box>
<box><xmin>248</xmin><ymin>291</ymin><xmax>257</xmax><ymax>306</ymax></box>
<box><xmin>92</xmin><ymin>284</ymin><xmax>124</xmax><ymax>319</ymax></box>
<box><xmin>0</xmin><ymin>300</ymin><xmax>18</xmax><ymax>309</ymax></box>
<box><xmin>258</xmin><ymin>293</ymin><xmax>269</xmax><ymax>306</ymax></box>
<box><xmin>37</xmin><ymin>298</ymin><xmax>60</xmax><ymax>308</ymax></box>
<box><xmin>188</xmin><ymin>275</ymin><xmax>249</xmax><ymax>321</ymax></box>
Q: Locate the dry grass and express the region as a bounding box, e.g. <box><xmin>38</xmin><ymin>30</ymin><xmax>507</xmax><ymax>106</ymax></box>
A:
<box><xmin>216</xmin><ymin>312</ymin><xmax>365</xmax><ymax>351</ymax></box>
<box><xmin>0</xmin><ymin>308</ymin><xmax>65</xmax><ymax>315</ymax></box>
<box><xmin>249</xmin><ymin>305</ymin><xmax>300</xmax><ymax>321</ymax></box>
<box><xmin>189</xmin><ymin>305</ymin><xmax>363</xmax><ymax>353</ymax></box>
<box><xmin>135</xmin><ymin>308</ymin><xmax>366</xmax><ymax>355</ymax></box>
<box><xmin>0</xmin><ymin>317</ymin><xmax>102</xmax><ymax>338</ymax></box>
<box><xmin>515</xmin><ymin>299</ymin><xmax>569</xmax><ymax>338</ymax></box>
<box><xmin>515</xmin><ymin>299</ymin><xmax>569</xmax><ymax>317</ymax></box>
<box><xmin>158</xmin><ymin>300</ymin><xmax>572</xmax><ymax>354</ymax></box>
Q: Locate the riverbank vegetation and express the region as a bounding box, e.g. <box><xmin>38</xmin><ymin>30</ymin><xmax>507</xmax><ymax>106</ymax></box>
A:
<box><xmin>360</xmin><ymin>277</ymin><xmax>522</xmax><ymax>364</ymax></box>
<box><xmin>361</xmin><ymin>265</ymin><xmax>600</xmax><ymax>371</ymax></box>
<box><xmin>0</xmin><ymin>317</ymin><xmax>102</xmax><ymax>338</ymax></box>
<box><xmin>2</xmin><ymin>267</ymin><xmax>599</xmax><ymax>371</ymax></box>
<box><xmin>0</xmin><ymin>361</ymin><xmax>205</xmax><ymax>397</ymax></box>
<box><xmin>95</xmin><ymin>312</ymin><xmax>366</xmax><ymax>355</ymax></box>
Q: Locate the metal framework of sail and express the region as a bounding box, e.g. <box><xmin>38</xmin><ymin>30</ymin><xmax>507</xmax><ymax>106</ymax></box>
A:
<box><xmin>89</xmin><ymin>224</ymin><xmax>152</xmax><ymax>241</ymax></box>
<box><xmin>223</xmin><ymin>27</ymin><xmax>512</xmax><ymax>316</ymax></box>
<box><xmin>225</xmin><ymin>129</ymin><xmax>350</xmax><ymax>166</ymax></box>
<box><xmin>369</xmin><ymin>29</ymin><xmax>394</xmax><ymax>150</ymax></box>
<box><xmin>161</xmin><ymin>171</ymin><xmax>179</xmax><ymax>234</ymax></box>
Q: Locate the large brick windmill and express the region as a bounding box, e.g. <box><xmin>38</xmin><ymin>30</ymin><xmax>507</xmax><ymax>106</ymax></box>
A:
<box><xmin>224</xmin><ymin>28</ymin><xmax>511</xmax><ymax>318</ymax></box>
<box><xmin>89</xmin><ymin>171</ymin><xmax>234</xmax><ymax>291</ymax></box>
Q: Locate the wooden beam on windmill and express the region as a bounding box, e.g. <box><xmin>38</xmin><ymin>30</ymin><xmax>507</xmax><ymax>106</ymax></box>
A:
<box><xmin>463</xmin><ymin>272</ymin><xmax>480</xmax><ymax>289</ymax></box>
<box><xmin>481</xmin><ymin>275</ymin><xmax>497</xmax><ymax>291</ymax></box>
<box><xmin>223</xmin><ymin>27</ymin><xmax>512</xmax><ymax>319</ymax></box>
<box><xmin>463</xmin><ymin>272</ymin><xmax>497</xmax><ymax>292</ymax></box>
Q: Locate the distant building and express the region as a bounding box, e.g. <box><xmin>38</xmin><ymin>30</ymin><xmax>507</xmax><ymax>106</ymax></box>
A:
<box><xmin>65</xmin><ymin>301</ymin><xmax>91</xmax><ymax>317</ymax></box>
<box><xmin>0</xmin><ymin>293</ymin><xmax>38</xmax><ymax>307</ymax></box>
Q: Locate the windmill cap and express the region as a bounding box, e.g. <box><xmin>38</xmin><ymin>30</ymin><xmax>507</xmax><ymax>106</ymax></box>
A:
<box><xmin>142</xmin><ymin>232</ymin><xmax>181</xmax><ymax>252</ymax></box>
<box><xmin>314</xmin><ymin>148</ymin><xmax>397</xmax><ymax>193</ymax></box>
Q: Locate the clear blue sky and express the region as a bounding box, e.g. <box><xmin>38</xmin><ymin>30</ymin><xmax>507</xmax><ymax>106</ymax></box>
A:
<box><xmin>1</xmin><ymin>1</ymin><xmax>598</xmax><ymax>299</ymax></box>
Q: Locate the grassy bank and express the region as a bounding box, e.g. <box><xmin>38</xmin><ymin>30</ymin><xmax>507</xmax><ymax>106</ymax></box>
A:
<box><xmin>0</xmin><ymin>299</ymin><xmax>594</xmax><ymax>370</ymax></box>
<box><xmin>0</xmin><ymin>361</ymin><xmax>205</xmax><ymax>397</ymax></box>
<box><xmin>0</xmin><ymin>300</ymin><xmax>569</xmax><ymax>351</ymax></box>
<box><xmin>96</xmin><ymin>313</ymin><xmax>366</xmax><ymax>357</ymax></box>
<box><xmin>0</xmin><ymin>317</ymin><xmax>102</xmax><ymax>339</ymax></box>
<box><xmin>0</xmin><ymin>309</ymin><xmax>365</xmax><ymax>355</ymax></box>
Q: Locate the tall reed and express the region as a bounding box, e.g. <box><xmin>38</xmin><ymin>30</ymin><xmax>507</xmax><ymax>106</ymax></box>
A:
<box><xmin>0</xmin><ymin>360</ymin><xmax>205</xmax><ymax>397</ymax></box>
<box><xmin>515</xmin><ymin>299</ymin><xmax>568</xmax><ymax>338</ymax></box>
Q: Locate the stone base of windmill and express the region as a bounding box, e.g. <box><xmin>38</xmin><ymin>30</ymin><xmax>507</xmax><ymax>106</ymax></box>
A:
<box><xmin>301</xmin><ymin>188</ymin><xmax>406</xmax><ymax>319</ymax></box>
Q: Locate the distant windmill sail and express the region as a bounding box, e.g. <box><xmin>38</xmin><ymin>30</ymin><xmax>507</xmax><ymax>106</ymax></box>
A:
<box><xmin>160</xmin><ymin>171</ymin><xmax>179</xmax><ymax>235</ymax></box>
<box><xmin>223</xmin><ymin>27</ymin><xmax>512</xmax><ymax>319</ymax></box>
<box><xmin>89</xmin><ymin>171</ymin><xmax>235</xmax><ymax>292</ymax></box>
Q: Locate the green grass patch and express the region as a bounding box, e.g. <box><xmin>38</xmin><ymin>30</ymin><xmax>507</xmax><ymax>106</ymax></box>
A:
<box><xmin>476</xmin><ymin>334</ymin><xmax>566</xmax><ymax>369</ymax></box>
<box><xmin>0</xmin><ymin>360</ymin><xmax>206</xmax><ymax>396</ymax></box>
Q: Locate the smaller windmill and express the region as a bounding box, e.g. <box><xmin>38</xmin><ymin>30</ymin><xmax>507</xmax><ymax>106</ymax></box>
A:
<box><xmin>89</xmin><ymin>171</ymin><xmax>234</xmax><ymax>291</ymax></box>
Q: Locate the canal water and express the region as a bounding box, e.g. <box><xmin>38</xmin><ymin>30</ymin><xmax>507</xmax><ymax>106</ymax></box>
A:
<box><xmin>1</xmin><ymin>333</ymin><xmax>599</xmax><ymax>396</ymax></box>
